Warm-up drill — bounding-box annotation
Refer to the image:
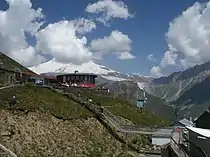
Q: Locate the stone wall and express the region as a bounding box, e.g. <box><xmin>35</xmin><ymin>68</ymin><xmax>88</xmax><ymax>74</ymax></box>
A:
<box><xmin>0</xmin><ymin>69</ymin><xmax>15</xmax><ymax>85</ymax></box>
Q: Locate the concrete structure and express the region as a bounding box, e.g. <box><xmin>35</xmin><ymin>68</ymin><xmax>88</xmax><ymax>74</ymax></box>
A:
<box><xmin>186</xmin><ymin>126</ymin><xmax>210</xmax><ymax>157</ymax></box>
<box><xmin>152</xmin><ymin>129</ymin><xmax>173</xmax><ymax>146</ymax></box>
<box><xmin>56</xmin><ymin>72</ymin><xmax>97</xmax><ymax>88</ymax></box>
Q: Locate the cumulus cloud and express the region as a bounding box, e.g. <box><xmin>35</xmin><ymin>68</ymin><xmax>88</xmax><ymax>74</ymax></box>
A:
<box><xmin>36</xmin><ymin>19</ymin><xmax>95</xmax><ymax>65</ymax></box>
<box><xmin>85</xmin><ymin>0</ymin><xmax>133</xmax><ymax>25</ymax></box>
<box><xmin>72</xmin><ymin>18</ymin><xmax>96</xmax><ymax>35</ymax></box>
<box><xmin>0</xmin><ymin>0</ymin><xmax>45</xmax><ymax>66</ymax></box>
<box><xmin>0</xmin><ymin>0</ymin><xmax>134</xmax><ymax>68</ymax></box>
<box><xmin>146</xmin><ymin>54</ymin><xmax>156</xmax><ymax>62</ymax></box>
<box><xmin>151</xmin><ymin>1</ymin><xmax>210</xmax><ymax>76</ymax></box>
<box><xmin>150</xmin><ymin>66</ymin><xmax>163</xmax><ymax>77</ymax></box>
<box><xmin>90</xmin><ymin>30</ymin><xmax>135</xmax><ymax>60</ymax></box>
<box><xmin>0</xmin><ymin>0</ymin><xmax>96</xmax><ymax>66</ymax></box>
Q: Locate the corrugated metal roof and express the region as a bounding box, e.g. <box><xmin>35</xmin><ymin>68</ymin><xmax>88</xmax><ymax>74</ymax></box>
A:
<box><xmin>179</xmin><ymin>118</ymin><xmax>194</xmax><ymax>127</ymax></box>
<box><xmin>186</xmin><ymin>126</ymin><xmax>210</xmax><ymax>137</ymax></box>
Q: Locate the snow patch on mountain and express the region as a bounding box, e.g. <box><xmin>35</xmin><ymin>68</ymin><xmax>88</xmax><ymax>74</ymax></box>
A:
<box><xmin>101</xmin><ymin>75</ymin><xmax>128</xmax><ymax>81</ymax></box>
<box><xmin>137</xmin><ymin>82</ymin><xmax>146</xmax><ymax>90</ymax></box>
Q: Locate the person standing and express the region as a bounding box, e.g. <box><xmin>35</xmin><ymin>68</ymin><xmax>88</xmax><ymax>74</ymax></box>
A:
<box><xmin>9</xmin><ymin>95</ymin><xmax>17</xmax><ymax>107</ymax></box>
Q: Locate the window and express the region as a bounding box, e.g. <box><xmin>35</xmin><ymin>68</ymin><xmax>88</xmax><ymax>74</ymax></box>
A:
<box><xmin>76</xmin><ymin>75</ymin><xmax>79</xmax><ymax>80</ymax></box>
<box><xmin>80</xmin><ymin>75</ymin><xmax>84</xmax><ymax>81</ymax></box>
<box><xmin>63</xmin><ymin>76</ymin><xmax>66</xmax><ymax>82</ymax></box>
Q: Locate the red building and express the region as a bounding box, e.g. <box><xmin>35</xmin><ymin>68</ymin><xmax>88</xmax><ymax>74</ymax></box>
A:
<box><xmin>56</xmin><ymin>73</ymin><xmax>97</xmax><ymax>88</ymax></box>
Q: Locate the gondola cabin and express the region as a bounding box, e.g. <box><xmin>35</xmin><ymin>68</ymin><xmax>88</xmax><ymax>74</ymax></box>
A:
<box><xmin>136</xmin><ymin>90</ymin><xmax>147</xmax><ymax>109</ymax></box>
<box><xmin>136</xmin><ymin>99</ymin><xmax>146</xmax><ymax>108</ymax></box>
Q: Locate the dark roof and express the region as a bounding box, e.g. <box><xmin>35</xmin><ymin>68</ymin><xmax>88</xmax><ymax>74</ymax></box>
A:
<box><xmin>194</xmin><ymin>110</ymin><xmax>210</xmax><ymax>123</ymax></box>
<box><xmin>57</xmin><ymin>73</ymin><xmax>97</xmax><ymax>77</ymax></box>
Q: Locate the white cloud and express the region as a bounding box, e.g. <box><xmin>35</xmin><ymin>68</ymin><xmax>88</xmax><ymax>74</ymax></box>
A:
<box><xmin>85</xmin><ymin>0</ymin><xmax>133</xmax><ymax>24</ymax></box>
<box><xmin>72</xmin><ymin>18</ymin><xmax>96</xmax><ymax>35</ymax></box>
<box><xmin>0</xmin><ymin>0</ymin><xmax>44</xmax><ymax>66</ymax></box>
<box><xmin>35</xmin><ymin>19</ymin><xmax>95</xmax><ymax>65</ymax></box>
<box><xmin>150</xmin><ymin>66</ymin><xmax>163</xmax><ymax>77</ymax></box>
<box><xmin>151</xmin><ymin>1</ymin><xmax>210</xmax><ymax>75</ymax></box>
<box><xmin>0</xmin><ymin>0</ymin><xmax>134</xmax><ymax>68</ymax></box>
<box><xmin>160</xmin><ymin>51</ymin><xmax>178</xmax><ymax>68</ymax></box>
<box><xmin>118</xmin><ymin>51</ymin><xmax>135</xmax><ymax>60</ymax></box>
<box><xmin>146</xmin><ymin>54</ymin><xmax>156</xmax><ymax>62</ymax></box>
<box><xmin>90</xmin><ymin>30</ymin><xmax>135</xmax><ymax>60</ymax></box>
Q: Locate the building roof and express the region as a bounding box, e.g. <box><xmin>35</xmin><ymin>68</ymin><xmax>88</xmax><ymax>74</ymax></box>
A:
<box><xmin>57</xmin><ymin>73</ymin><xmax>97</xmax><ymax>77</ymax></box>
<box><xmin>22</xmin><ymin>72</ymin><xmax>56</xmax><ymax>80</ymax></box>
<box><xmin>179</xmin><ymin>118</ymin><xmax>194</xmax><ymax>127</ymax></box>
<box><xmin>186</xmin><ymin>126</ymin><xmax>210</xmax><ymax>137</ymax></box>
<box><xmin>194</xmin><ymin>110</ymin><xmax>210</xmax><ymax>123</ymax></box>
<box><xmin>152</xmin><ymin>129</ymin><xmax>173</xmax><ymax>138</ymax></box>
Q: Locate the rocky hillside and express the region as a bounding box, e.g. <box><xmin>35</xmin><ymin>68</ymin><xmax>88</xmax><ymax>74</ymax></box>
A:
<box><xmin>173</xmin><ymin>76</ymin><xmax>210</xmax><ymax>117</ymax></box>
<box><xmin>146</xmin><ymin>61</ymin><xmax>210</xmax><ymax>102</ymax></box>
<box><xmin>0</xmin><ymin>110</ymin><xmax>128</xmax><ymax>157</ymax></box>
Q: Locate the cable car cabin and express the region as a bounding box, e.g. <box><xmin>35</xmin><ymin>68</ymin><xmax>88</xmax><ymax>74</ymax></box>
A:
<box><xmin>56</xmin><ymin>73</ymin><xmax>97</xmax><ymax>88</ymax></box>
<box><xmin>136</xmin><ymin>99</ymin><xmax>145</xmax><ymax>108</ymax></box>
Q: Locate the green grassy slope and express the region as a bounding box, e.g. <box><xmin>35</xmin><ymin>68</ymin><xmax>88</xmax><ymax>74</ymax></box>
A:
<box><xmin>0</xmin><ymin>85</ymin><xmax>169</xmax><ymax>126</ymax></box>
<box><xmin>0</xmin><ymin>52</ymin><xmax>34</xmax><ymax>73</ymax></box>
<box><xmin>0</xmin><ymin>84</ymin><xmax>93</xmax><ymax>118</ymax></box>
<box><xmin>68</xmin><ymin>88</ymin><xmax>170</xmax><ymax>126</ymax></box>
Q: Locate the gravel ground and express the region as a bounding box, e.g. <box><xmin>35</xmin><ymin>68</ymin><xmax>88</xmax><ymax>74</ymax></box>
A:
<box><xmin>0</xmin><ymin>109</ymin><xmax>129</xmax><ymax>157</ymax></box>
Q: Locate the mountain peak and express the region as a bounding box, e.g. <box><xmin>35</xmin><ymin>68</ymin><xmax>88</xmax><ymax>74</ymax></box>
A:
<box><xmin>29</xmin><ymin>59</ymin><xmax>116</xmax><ymax>75</ymax></box>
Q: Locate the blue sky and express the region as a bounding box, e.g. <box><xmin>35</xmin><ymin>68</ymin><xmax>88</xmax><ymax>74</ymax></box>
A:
<box><xmin>0</xmin><ymin>0</ymin><xmax>209</xmax><ymax>76</ymax></box>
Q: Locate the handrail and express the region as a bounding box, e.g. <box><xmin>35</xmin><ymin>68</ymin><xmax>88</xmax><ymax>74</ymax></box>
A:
<box><xmin>170</xmin><ymin>137</ymin><xmax>188</xmax><ymax>157</ymax></box>
<box><xmin>0</xmin><ymin>144</ymin><xmax>17</xmax><ymax>157</ymax></box>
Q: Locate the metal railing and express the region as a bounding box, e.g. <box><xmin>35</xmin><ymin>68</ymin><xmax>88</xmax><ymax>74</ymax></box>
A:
<box><xmin>170</xmin><ymin>136</ymin><xmax>188</xmax><ymax>157</ymax></box>
<box><xmin>0</xmin><ymin>144</ymin><xmax>17</xmax><ymax>157</ymax></box>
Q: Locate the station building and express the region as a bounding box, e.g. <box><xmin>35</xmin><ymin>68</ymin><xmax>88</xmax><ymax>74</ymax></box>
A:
<box><xmin>56</xmin><ymin>72</ymin><xmax>97</xmax><ymax>88</ymax></box>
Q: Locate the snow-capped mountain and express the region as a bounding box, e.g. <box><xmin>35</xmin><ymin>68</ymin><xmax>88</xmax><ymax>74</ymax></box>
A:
<box><xmin>29</xmin><ymin>59</ymin><xmax>116</xmax><ymax>75</ymax></box>
<box><xmin>29</xmin><ymin>59</ymin><xmax>153</xmax><ymax>89</ymax></box>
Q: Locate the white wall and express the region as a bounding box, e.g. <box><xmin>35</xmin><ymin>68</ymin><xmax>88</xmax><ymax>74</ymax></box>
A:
<box><xmin>152</xmin><ymin>137</ymin><xmax>170</xmax><ymax>146</ymax></box>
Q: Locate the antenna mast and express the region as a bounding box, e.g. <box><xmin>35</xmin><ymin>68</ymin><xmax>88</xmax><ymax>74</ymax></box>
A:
<box><xmin>137</xmin><ymin>91</ymin><xmax>139</xmax><ymax>100</ymax></box>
